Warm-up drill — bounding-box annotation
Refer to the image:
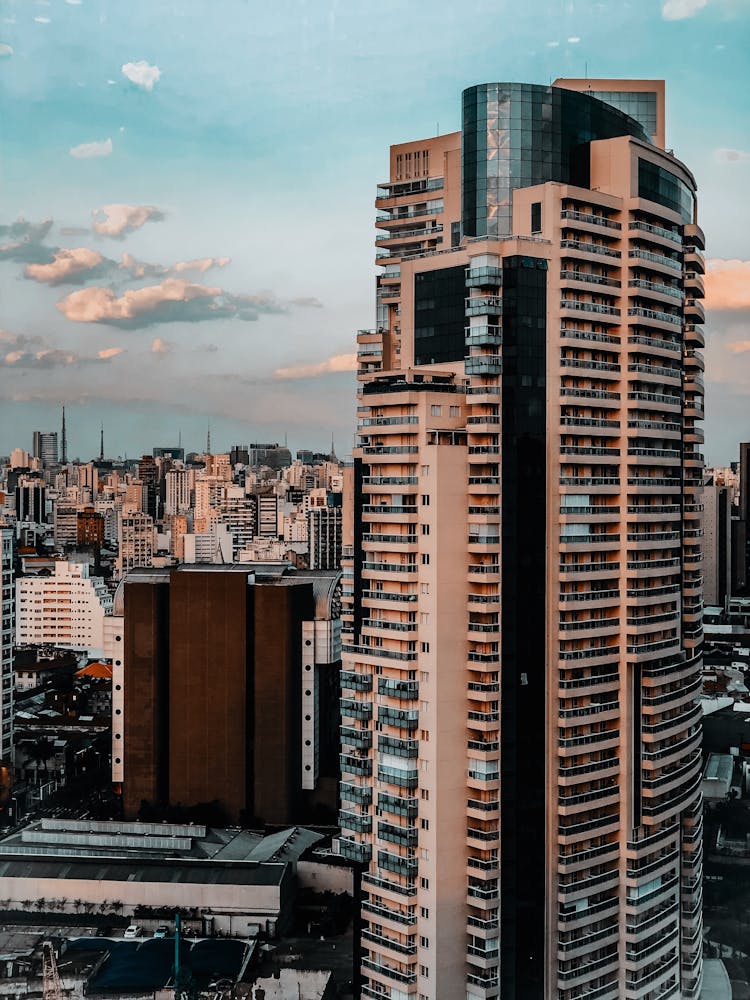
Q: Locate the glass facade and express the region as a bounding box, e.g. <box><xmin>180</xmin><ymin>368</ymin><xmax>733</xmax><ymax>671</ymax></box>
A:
<box><xmin>638</xmin><ymin>158</ymin><xmax>694</xmax><ymax>222</ymax></box>
<box><xmin>413</xmin><ymin>265</ymin><xmax>467</xmax><ymax>365</ymax></box>
<box><xmin>588</xmin><ymin>89</ymin><xmax>658</xmax><ymax>138</ymax></box>
<box><xmin>462</xmin><ymin>83</ymin><xmax>649</xmax><ymax>238</ymax></box>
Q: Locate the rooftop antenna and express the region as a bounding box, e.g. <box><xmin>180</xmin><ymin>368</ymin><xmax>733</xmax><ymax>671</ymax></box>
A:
<box><xmin>99</xmin><ymin>423</ymin><xmax>104</xmax><ymax>462</ymax></box>
<box><xmin>61</xmin><ymin>406</ymin><xmax>67</xmax><ymax>464</ymax></box>
<box><xmin>178</xmin><ymin>428</ymin><xmax>182</xmax><ymax>449</ymax></box>
<box><xmin>206</xmin><ymin>422</ymin><xmax>211</xmax><ymax>456</ymax></box>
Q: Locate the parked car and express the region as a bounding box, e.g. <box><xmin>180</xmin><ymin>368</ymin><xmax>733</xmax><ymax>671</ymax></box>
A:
<box><xmin>124</xmin><ymin>925</ymin><xmax>142</xmax><ymax>939</ymax></box>
<box><xmin>153</xmin><ymin>926</ymin><xmax>169</xmax><ymax>939</ymax></box>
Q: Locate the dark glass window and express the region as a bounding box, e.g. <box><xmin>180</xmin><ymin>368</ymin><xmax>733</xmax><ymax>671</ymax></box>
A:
<box><xmin>530</xmin><ymin>202</ymin><xmax>542</xmax><ymax>233</ymax></box>
<box><xmin>638</xmin><ymin>158</ymin><xmax>694</xmax><ymax>222</ymax></box>
<box><xmin>413</xmin><ymin>266</ymin><xmax>466</xmax><ymax>365</ymax></box>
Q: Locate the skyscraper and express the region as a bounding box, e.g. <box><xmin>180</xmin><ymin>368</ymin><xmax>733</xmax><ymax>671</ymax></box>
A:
<box><xmin>0</xmin><ymin>526</ymin><xmax>14</xmax><ymax>764</ymax></box>
<box><xmin>31</xmin><ymin>431</ymin><xmax>58</xmax><ymax>466</ymax></box>
<box><xmin>341</xmin><ymin>79</ymin><xmax>704</xmax><ymax>1000</ymax></box>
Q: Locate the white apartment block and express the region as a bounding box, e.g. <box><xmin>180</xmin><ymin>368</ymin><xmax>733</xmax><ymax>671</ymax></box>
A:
<box><xmin>16</xmin><ymin>560</ymin><xmax>113</xmax><ymax>658</ymax></box>
<box><xmin>116</xmin><ymin>510</ymin><xmax>155</xmax><ymax>579</ymax></box>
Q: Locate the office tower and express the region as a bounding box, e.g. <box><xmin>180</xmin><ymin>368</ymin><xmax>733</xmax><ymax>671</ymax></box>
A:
<box><xmin>0</xmin><ymin>526</ymin><xmax>13</xmax><ymax>762</ymax></box>
<box><xmin>117</xmin><ymin>565</ymin><xmax>342</xmax><ymax>824</ymax></box>
<box><xmin>703</xmin><ymin>483</ymin><xmax>731</xmax><ymax>607</ymax></box>
<box><xmin>15</xmin><ymin>481</ymin><xmax>46</xmax><ymax>524</ymax></box>
<box><xmin>164</xmin><ymin>468</ymin><xmax>192</xmax><ymax>516</ymax></box>
<box><xmin>53</xmin><ymin>502</ymin><xmax>79</xmax><ymax>549</ymax></box>
<box><xmin>116</xmin><ymin>510</ymin><xmax>155</xmax><ymax>578</ymax></box>
<box><xmin>308</xmin><ymin>504</ymin><xmax>343</xmax><ymax>570</ymax></box>
<box><xmin>32</xmin><ymin>431</ymin><xmax>58</xmax><ymax>466</ymax></box>
<box><xmin>153</xmin><ymin>446</ymin><xmax>185</xmax><ymax>462</ymax></box>
<box><xmin>255</xmin><ymin>493</ymin><xmax>279</xmax><ymax>538</ymax></box>
<box><xmin>341</xmin><ymin>79</ymin><xmax>704</xmax><ymax>1000</ymax></box>
<box><xmin>137</xmin><ymin>455</ymin><xmax>158</xmax><ymax>520</ymax></box>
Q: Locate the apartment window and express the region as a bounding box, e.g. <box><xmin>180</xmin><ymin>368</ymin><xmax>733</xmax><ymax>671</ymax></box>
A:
<box><xmin>420</xmin><ymin>965</ymin><xmax>429</xmax><ymax>978</ymax></box>
<box><xmin>421</xmin><ymin>642</ymin><xmax>430</xmax><ymax>653</ymax></box>
<box><xmin>421</xmin><ymin>494</ymin><xmax>430</xmax><ymax>506</ymax></box>
<box><xmin>419</xmin><ymin>671</ymin><xmax>429</xmax><ymax>682</ymax></box>
<box><xmin>420</xmin><ymin>818</ymin><xmax>429</xmax><ymax>830</ymax></box>
<box><xmin>395</xmin><ymin>154</ymin><xmax>403</xmax><ymax>181</ymax></box>
<box><xmin>449</xmin><ymin>405</ymin><xmax>461</xmax><ymax>417</ymax></box>
<box><xmin>420</xmin><ymin>729</ymin><xmax>430</xmax><ymax>741</ymax></box>
<box><xmin>531</xmin><ymin>201</ymin><xmax>542</xmax><ymax>233</ymax></box>
<box><xmin>421</xmin><ymin>464</ymin><xmax>430</xmax><ymax>476</ymax></box>
<box><xmin>421</xmin><ymin>789</ymin><xmax>429</xmax><ymax>801</ymax></box>
<box><xmin>421</xmin><ymin>848</ymin><xmax>429</xmax><ymax>860</ymax></box>
<box><xmin>421</xmin><ymin>523</ymin><xmax>430</xmax><ymax>535</ymax></box>
<box><xmin>420</xmin><ymin>878</ymin><xmax>429</xmax><ymax>889</ymax></box>
<box><xmin>421</xmin><ymin>583</ymin><xmax>430</xmax><ymax>594</ymax></box>
<box><xmin>421</xmin><ymin>553</ymin><xmax>430</xmax><ymax>565</ymax></box>
<box><xmin>420</xmin><ymin>907</ymin><xmax>429</xmax><ymax>918</ymax></box>
<box><xmin>430</xmin><ymin>405</ymin><xmax>442</xmax><ymax>416</ymax></box>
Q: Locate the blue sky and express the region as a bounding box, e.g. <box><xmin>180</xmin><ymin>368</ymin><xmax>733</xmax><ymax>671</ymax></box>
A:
<box><xmin>1</xmin><ymin>0</ymin><xmax>748</xmax><ymax>461</ymax></box>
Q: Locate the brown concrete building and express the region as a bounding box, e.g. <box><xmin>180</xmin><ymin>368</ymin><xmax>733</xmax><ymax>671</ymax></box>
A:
<box><xmin>341</xmin><ymin>79</ymin><xmax>704</xmax><ymax>1000</ymax></box>
<box><xmin>118</xmin><ymin>564</ymin><xmax>342</xmax><ymax>826</ymax></box>
<box><xmin>76</xmin><ymin>506</ymin><xmax>105</xmax><ymax>549</ymax></box>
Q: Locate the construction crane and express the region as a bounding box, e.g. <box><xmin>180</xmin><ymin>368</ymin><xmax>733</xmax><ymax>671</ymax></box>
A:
<box><xmin>42</xmin><ymin>941</ymin><xmax>63</xmax><ymax>1000</ymax></box>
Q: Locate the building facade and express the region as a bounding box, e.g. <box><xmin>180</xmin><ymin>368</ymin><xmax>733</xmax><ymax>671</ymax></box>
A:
<box><xmin>16</xmin><ymin>560</ymin><xmax>113</xmax><ymax>657</ymax></box>
<box><xmin>117</xmin><ymin>564</ymin><xmax>342</xmax><ymax>826</ymax></box>
<box><xmin>0</xmin><ymin>526</ymin><xmax>14</xmax><ymax>762</ymax></box>
<box><xmin>341</xmin><ymin>79</ymin><xmax>704</xmax><ymax>1000</ymax></box>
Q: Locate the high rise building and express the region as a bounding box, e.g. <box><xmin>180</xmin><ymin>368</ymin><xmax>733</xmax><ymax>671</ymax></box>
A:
<box><xmin>16</xmin><ymin>560</ymin><xmax>112</xmax><ymax>657</ymax></box>
<box><xmin>164</xmin><ymin>468</ymin><xmax>192</xmax><ymax>516</ymax></box>
<box><xmin>116</xmin><ymin>565</ymin><xmax>342</xmax><ymax>825</ymax></box>
<box><xmin>0</xmin><ymin>526</ymin><xmax>14</xmax><ymax>763</ymax></box>
<box><xmin>341</xmin><ymin>79</ymin><xmax>704</xmax><ymax>1000</ymax></box>
<box><xmin>703</xmin><ymin>482</ymin><xmax>731</xmax><ymax>607</ymax></box>
<box><xmin>32</xmin><ymin>431</ymin><xmax>58</xmax><ymax>466</ymax></box>
<box><xmin>15</xmin><ymin>480</ymin><xmax>46</xmax><ymax>525</ymax></box>
<box><xmin>308</xmin><ymin>504</ymin><xmax>343</xmax><ymax>570</ymax></box>
<box><xmin>116</xmin><ymin>510</ymin><xmax>155</xmax><ymax>578</ymax></box>
<box><xmin>137</xmin><ymin>455</ymin><xmax>158</xmax><ymax>520</ymax></box>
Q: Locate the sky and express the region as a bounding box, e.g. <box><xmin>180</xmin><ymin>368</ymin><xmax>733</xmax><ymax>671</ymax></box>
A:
<box><xmin>0</xmin><ymin>0</ymin><xmax>748</xmax><ymax>462</ymax></box>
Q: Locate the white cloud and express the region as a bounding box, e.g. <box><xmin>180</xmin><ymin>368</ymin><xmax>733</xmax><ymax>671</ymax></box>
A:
<box><xmin>0</xmin><ymin>330</ymin><xmax>124</xmax><ymax>369</ymax></box>
<box><xmin>69</xmin><ymin>137</ymin><xmax>113</xmax><ymax>159</ymax></box>
<box><xmin>65</xmin><ymin>0</ymin><xmax>83</xmax><ymax>5</ymax></box>
<box><xmin>25</xmin><ymin>247</ymin><xmax>106</xmax><ymax>285</ymax></box>
<box><xmin>274</xmin><ymin>353</ymin><xmax>357</xmax><ymax>379</ymax></box>
<box><xmin>92</xmin><ymin>203</ymin><xmax>163</xmax><ymax>238</ymax></box>
<box><xmin>34</xmin><ymin>16</ymin><xmax>51</xmax><ymax>24</ymax></box>
<box><xmin>0</xmin><ymin>43</ymin><xmax>12</xmax><ymax>57</ymax></box>
<box><xmin>714</xmin><ymin>147</ymin><xmax>750</xmax><ymax>163</ymax></box>
<box><xmin>661</xmin><ymin>0</ymin><xmax>708</xmax><ymax>19</ymax></box>
<box><xmin>567</xmin><ymin>36</ymin><xmax>581</xmax><ymax>43</ymax></box>
<box><xmin>121</xmin><ymin>60</ymin><xmax>161</xmax><ymax>91</ymax></box>
<box><xmin>546</xmin><ymin>40</ymin><xmax>560</xmax><ymax>47</ymax></box>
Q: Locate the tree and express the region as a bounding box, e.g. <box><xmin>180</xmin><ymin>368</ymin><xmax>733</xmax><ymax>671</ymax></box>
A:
<box><xmin>28</xmin><ymin>737</ymin><xmax>56</xmax><ymax>784</ymax></box>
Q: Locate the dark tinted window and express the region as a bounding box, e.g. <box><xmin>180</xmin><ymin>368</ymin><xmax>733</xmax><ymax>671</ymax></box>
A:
<box><xmin>414</xmin><ymin>265</ymin><xmax>466</xmax><ymax>365</ymax></box>
<box><xmin>638</xmin><ymin>158</ymin><xmax>694</xmax><ymax>222</ymax></box>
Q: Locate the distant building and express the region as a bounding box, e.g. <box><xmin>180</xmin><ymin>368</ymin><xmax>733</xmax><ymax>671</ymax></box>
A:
<box><xmin>16</xmin><ymin>560</ymin><xmax>112</xmax><ymax>657</ymax></box>
<box><xmin>15</xmin><ymin>480</ymin><xmax>46</xmax><ymax>524</ymax></box>
<box><xmin>153</xmin><ymin>446</ymin><xmax>185</xmax><ymax>461</ymax></box>
<box><xmin>76</xmin><ymin>506</ymin><xmax>105</xmax><ymax>550</ymax></box>
<box><xmin>137</xmin><ymin>455</ymin><xmax>158</xmax><ymax>520</ymax></box>
<box><xmin>116</xmin><ymin>510</ymin><xmax>154</xmax><ymax>578</ymax></box>
<box><xmin>32</xmin><ymin>431</ymin><xmax>58</xmax><ymax>466</ymax></box>
<box><xmin>308</xmin><ymin>506</ymin><xmax>342</xmax><ymax>571</ymax></box>
<box><xmin>164</xmin><ymin>467</ymin><xmax>191</xmax><ymax>515</ymax></box>
<box><xmin>704</xmin><ymin>483</ymin><xmax>732</xmax><ymax>606</ymax></box>
<box><xmin>117</xmin><ymin>564</ymin><xmax>342</xmax><ymax>825</ymax></box>
<box><xmin>53</xmin><ymin>502</ymin><xmax>79</xmax><ymax>549</ymax></box>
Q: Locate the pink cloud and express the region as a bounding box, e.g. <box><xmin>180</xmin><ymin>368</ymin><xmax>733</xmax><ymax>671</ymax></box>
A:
<box><xmin>274</xmin><ymin>353</ymin><xmax>357</xmax><ymax>379</ymax></box>
<box><xmin>25</xmin><ymin>247</ymin><xmax>105</xmax><ymax>285</ymax></box>
<box><xmin>705</xmin><ymin>259</ymin><xmax>750</xmax><ymax>311</ymax></box>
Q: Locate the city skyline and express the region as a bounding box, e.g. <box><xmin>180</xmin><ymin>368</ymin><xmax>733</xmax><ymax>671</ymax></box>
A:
<box><xmin>1</xmin><ymin>0</ymin><xmax>749</xmax><ymax>461</ymax></box>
